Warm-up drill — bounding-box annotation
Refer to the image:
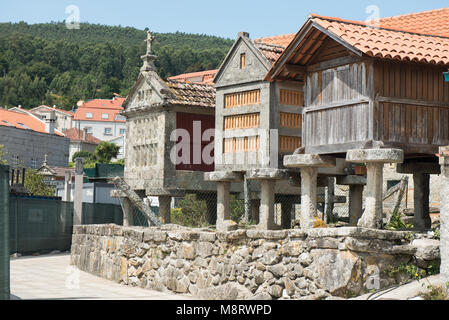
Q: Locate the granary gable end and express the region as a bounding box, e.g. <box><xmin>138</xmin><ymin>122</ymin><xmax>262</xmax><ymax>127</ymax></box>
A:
<box><xmin>213</xmin><ymin>32</ymin><xmax>272</xmax><ymax>88</ymax></box>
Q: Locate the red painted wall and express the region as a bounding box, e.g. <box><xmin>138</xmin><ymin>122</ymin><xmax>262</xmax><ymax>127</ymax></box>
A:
<box><xmin>175</xmin><ymin>112</ymin><xmax>215</xmax><ymax>172</ymax></box>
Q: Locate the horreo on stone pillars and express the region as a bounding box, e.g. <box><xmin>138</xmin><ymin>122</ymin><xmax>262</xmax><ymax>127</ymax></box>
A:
<box><xmin>284</xmin><ymin>154</ymin><xmax>336</xmax><ymax>230</ymax></box>
<box><xmin>246</xmin><ymin>169</ymin><xmax>289</xmax><ymax>230</ymax></box>
<box><xmin>204</xmin><ymin>171</ymin><xmax>243</xmax><ymax>231</ymax></box>
<box><xmin>346</xmin><ymin>149</ymin><xmax>404</xmax><ymax>229</ymax></box>
<box><xmin>439</xmin><ymin>146</ymin><xmax>449</xmax><ymax>291</ymax></box>
<box><xmin>73</xmin><ymin>157</ymin><xmax>84</xmax><ymax>226</ymax></box>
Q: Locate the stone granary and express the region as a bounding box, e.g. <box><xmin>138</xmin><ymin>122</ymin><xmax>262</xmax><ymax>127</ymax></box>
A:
<box><xmin>205</xmin><ymin>32</ymin><xmax>353</xmax><ymax>231</ymax></box>
<box><xmin>120</xmin><ymin>31</ymin><xmax>219</xmax><ymax>224</ymax></box>
<box><xmin>264</xmin><ymin>10</ymin><xmax>449</xmax><ymax>230</ymax></box>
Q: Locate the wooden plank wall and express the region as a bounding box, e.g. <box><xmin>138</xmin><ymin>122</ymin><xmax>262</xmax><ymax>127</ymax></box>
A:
<box><xmin>304</xmin><ymin>62</ymin><xmax>371</xmax><ymax>147</ymax></box>
<box><xmin>374</xmin><ymin>60</ymin><xmax>449</xmax><ymax>147</ymax></box>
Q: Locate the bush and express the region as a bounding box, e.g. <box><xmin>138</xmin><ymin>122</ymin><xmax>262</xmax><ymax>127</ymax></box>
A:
<box><xmin>72</xmin><ymin>150</ymin><xmax>96</xmax><ymax>163</ymax></box>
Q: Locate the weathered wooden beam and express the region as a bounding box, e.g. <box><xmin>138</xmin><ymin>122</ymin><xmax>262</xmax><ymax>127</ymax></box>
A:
<box><xmin>376</xmin><ymin>96</ymin><xmax>449</xmax><ymax>109</ymax></box>
<box><xmin>113</xmin><ymin>177</ymin><xmax>162</xmax><ymax>226</ymax></box>
<box><xmin>284</xmin><ymin>64</ymin><xmax>306</xmax><ymax>75</ymax></box>
<box><xmin>306</xmin><ymin>55</ymin><xmax>362</xmax><ymax>73</ymax></box>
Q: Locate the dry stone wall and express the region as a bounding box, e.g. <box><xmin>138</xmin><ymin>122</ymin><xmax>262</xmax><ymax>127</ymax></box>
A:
<box><xmin>70</xmin><ymin>224</ymin><xmax>440</xmax><ymax>300</ymax></box>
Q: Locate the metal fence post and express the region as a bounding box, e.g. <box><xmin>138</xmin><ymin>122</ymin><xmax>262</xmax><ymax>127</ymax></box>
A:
<box><xmin>0</xmin><ymin>164</ymin><xmax>10</xmax><ymax>300</ymax></box>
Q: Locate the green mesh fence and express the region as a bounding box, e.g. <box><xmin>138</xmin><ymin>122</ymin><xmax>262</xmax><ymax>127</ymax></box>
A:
<box><xmin>9</xmin><ymin>197</ymin><xmax>127</xmax><ymax>255</ymax></box>
<box><xmin>0</xmin><ymin>165</ymin><xmax>10</xmax><ymax>300</ymax></box>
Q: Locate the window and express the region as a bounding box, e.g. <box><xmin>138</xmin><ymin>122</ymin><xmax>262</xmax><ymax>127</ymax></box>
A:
<box><xmin>240</xmin><ymin>53</ymin><xmax>246</xmax><ymax>69</ymax></box>
<box><xmin>102</xmin><ymin>113</ymin><xmax>109</xmax><ymax>120</ymax></box>
<box><xmin>85</xmin><ymin>127</ymin><xmax>92</xmax><ymax>134</ymax></box>
<box><xmin>119</xmin><ymin>128</ymin><xmax>126</xmax><ymax>135</ymax></box>
<box><xmin>104</xmin><ymin>127</ymin><xmax>112</xmax><ymax>135</ymax></box>
<box><xmin>86</xmin><ymin>112</ymin><xmax>93</xmax><ymax>119</ymax></box>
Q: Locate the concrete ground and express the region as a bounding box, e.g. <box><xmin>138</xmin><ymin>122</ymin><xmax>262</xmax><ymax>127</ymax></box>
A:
<box><xmin>10</xmin><ymin>253</ymin><xmax>193</xmax><ymax>300</ymax></box>
<box><xmin>351</xmin><ymin>275</ymin><xmax>443</xmax><ymax>300</ymax></box>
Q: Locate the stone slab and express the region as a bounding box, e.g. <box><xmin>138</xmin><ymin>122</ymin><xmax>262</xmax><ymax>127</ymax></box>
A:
<box><xmin>284</xmin><ymin>154</ymin><xmax>336</xmax><ymax>168</ymax></box>
<box><xmin>204</xmin><ymin>171</ymin><xmax>244</xmax><ymax>182</ymax></box>
<box><xmin>346</xmin><ymin>148</ymin><xmax>404</xmax><ymax>164</ymax></box>
<box><xmin>246</xmin><ymin>168</ymin><xmax>289</xmax><ymax>181</ymax></box>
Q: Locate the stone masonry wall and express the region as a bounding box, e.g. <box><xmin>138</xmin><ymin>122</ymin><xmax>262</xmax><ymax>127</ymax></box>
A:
<box><xmin>71</xmin><ymin>224</ymin><xmax>440</xmax><ymax>300</ymax></box>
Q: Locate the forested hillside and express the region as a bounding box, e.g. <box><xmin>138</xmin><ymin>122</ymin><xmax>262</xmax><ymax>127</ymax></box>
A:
<box><xmin>0</xmin><ymin>22</ymin><xmax>233</xmax><ymax>109</ymax></box>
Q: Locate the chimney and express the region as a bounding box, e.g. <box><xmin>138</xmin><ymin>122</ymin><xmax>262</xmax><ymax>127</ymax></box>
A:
<box><xmin>238</xmin><ymin>32</ymin><xmax>250</xmax><ymax>39</ymax></box>
<box><xmin>45</xmin><ymin>110</ymin><xmax>56</xmax><ymax>134</ymax></box>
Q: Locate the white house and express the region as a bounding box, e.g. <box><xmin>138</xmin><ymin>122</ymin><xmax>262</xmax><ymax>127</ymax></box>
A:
<box><xmin>72</xmin><ymin>97</ymin><xmax>126</xmax><ymax>142</ymax></box>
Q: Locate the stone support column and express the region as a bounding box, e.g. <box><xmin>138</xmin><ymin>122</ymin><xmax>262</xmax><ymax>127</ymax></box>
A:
<box><xmin>158</xmin><ymin>196</ymin><xmax>171</xmax><ymax>224</ymax></box>
<box><xmin>204</xmin><ymin>171</ymin><xmax>243</xmax><ymax>232</ymax></box>
<box><xmin>346</xmin><ymin>149</ymin><xmax>404</xmax><ymax>229</ymax></box>
<box><xmin>413</xmin><ymin>173</ymin><xmax>431</xmax><ymax>231</ymax></box>
<box><xmin>217</xmin><ymin>181</ymin><xmax>231</xmax><ymax>230</ymax></box>
<box><xmin>122</xmin><ymin>197</ymin><xmax>134</xmax><ymax>227</ymax></box>
<box><xmin>63</xmin><ymin>170</ymin><xmax>71</xmax><ymax>202</ymax></box>
<box><xmin>73</xmin><ymin>158</ymin><xmax>84</xmax><ymax>226</ymax></box>
<box><xmin>397</xmin><ymin>162</ymin><xmax>440</xmax><ymax>232</ymax></box>
<box><xmin>259</xmin><ymin>179</ymin><xmax>276</xmax><ymax>230</ymax></box>
<box><xmin>439</xmin><ymin>147</ymin><xmax>449</xmax><ymax>290</ymax></box>
<box><xmin>246</xmin><ymin>169</ymin><xmax>289</xmax><ymax>231</ymax></box>
<box><xmin>284</xmin><ymin>154</ymin><xmax>336</xmax><ymax>231</ymax></box>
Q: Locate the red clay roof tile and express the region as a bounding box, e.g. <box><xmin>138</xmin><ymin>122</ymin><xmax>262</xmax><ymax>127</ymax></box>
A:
<box><xmin>0</xmin><ymin>108</ymin><xmax>64</xmax><ymax>136</ymax></box>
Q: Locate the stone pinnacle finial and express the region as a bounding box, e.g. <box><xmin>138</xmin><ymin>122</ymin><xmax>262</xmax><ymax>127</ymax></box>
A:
<box><xmin>141</xmin><ymin>30</ymin><xmax>157</xmax><ymax>72</ymax></box>
<box><xmin>145</xmin><ymin>30</ymin><xmax>155</xmax><ymax>55</ymax></box>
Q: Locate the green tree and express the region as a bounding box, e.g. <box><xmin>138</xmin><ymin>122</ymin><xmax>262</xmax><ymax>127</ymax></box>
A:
<box><xmin>72</xmin><ymin>150</ymin><xmax>96</xmax><ymax>163</ymax></box>
<box><xmin>24</xmin><ymin>168</ymin><xmax>55</xmax><ymax>197</ymax></box>
<box><xmin>95</xmin><ymin>141</ymin><xmax>120</xmax><ymax>163</ymax></box>
<box><xmin>0</xmin><ymin>144</ymin><xmax>7</xmax><ymax>165</ymax></box>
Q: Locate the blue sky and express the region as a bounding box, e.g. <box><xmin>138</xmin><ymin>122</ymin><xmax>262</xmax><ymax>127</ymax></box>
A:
<box><xmin>1</xmin><ymin>0</ymin><xmax>448</xmax><ymax>39</ymax></box>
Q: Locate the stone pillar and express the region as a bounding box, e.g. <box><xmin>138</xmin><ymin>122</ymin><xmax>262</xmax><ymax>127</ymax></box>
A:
<box><xmin>73</xmin><ymin>158</ymin><xmax>84</xmax><ymax>226</ymax></box>
<box><xmin>413</xmin><ymin>173</ymin><xmax>431</xmax><ymax>231</ymax></box>
<box><xmin>251</xmin><ymin>199</ymin><xmax>260</xmax><ymax>224</ymax></box>
<box><xmin>346</xmin><ymin>149</ymin><xmax>404</xmax><ymax>229</ymax></box>
<box><xmin>217</xmin><ymin>181</ymin><xmax>231</xmax><ymax>230</ymax></box>
<box><xmin>63</xmin><ymin>170</ymin><xmax>71</xmax><ymax>202</ymax></box>
<box><xmin>439</xmin><ymin>147</ymin><xmax>449</xmax><ymax>290</ymax></box>
<box><xmin>284</xmin><ymin>154</ymin><xmax>336</xmax><ymax>231</ymax></box>
<box><xmin>246</xmin><ymin>169</ymin><xmax>290</xmax><ymax>231</ymax></box>
<box><xmin>204</xmin><ymin>171</ymin><xmax>244</xmax><ymax>232</ymax></box>
<box><xmin>158</xmin><ymin>196</ymin><xmax>171</xmax><ymax>224</ymax></box>
<box><xmin>397</xmin><ymin>162</ymin><xmax>440</xmax><ymax>232</ymax></box>
<box><xmin>300</xmin><ymin>167</ymin><xmax>319</xmax><ymax>230</ymax></box>
<box><xmin>324</xmin><ymin>177</ymin><xmax>335</xmax><ymax>224</ymax></box>
<box><xmin>281</xmin><ymin>200</ymin><xmax>293</xmax><ymax>230</ymax></box>
<box><xmin>259</xmin><ymin>179</ymin><xmax>276</xmax><ymax>230</ymax></box>
<box><xmin>122</xmin><ymin>197</ymin><xmax>134</xmax><ymax>227</ymax></box>
<box><xmin>349</xmin><ymin>185</ymin><xmax>364</xmax><ymax>226</ymax></box>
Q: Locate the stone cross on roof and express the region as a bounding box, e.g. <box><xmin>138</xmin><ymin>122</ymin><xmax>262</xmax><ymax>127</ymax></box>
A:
<box><xmin>145</xmin><ymin>31</ymin><xmax>155</xmax><ymax>55</ymax></box>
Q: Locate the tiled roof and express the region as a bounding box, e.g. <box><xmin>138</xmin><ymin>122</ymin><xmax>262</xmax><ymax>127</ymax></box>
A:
<box><xmin>254</xmin><ymin>34</ymin><xmax>296</xmax><ymax>47</ymax></box>
<box><xmin>254</xmin><ymin>42</ymin><xmax>286</xmax><ymax>63</ymax></box>
<box><xmin>31</xmin><ymin>105</ymin><xmax>74</xmax><ymax>117</ymax></box>
<box><xmin>165</xmin><ymin>80</ymin><xmax>216</xmax><ymax>108</ymax></box>
<box><xmin>74</xmin><ymin>97</ymin><xmax>126</xmax><ymax>122</ymax></box>
<box><xmin>168</xmin><ymin>70</ymin><xmax>218</xmax><ymax>85</ymax></box>
<box><xmin>80</xmin><ymin>97</ymin><xmax>125</xmax><ymax>110</ymax></box>
<box><xmin>0</xmin><ymin>108</ymin><xmax>64</xmax><ymax>136</ymax></box>
<box><xmin>63</xmin><ymin>128</ymin><xmax>101</xmax><ymax>144</ymax></box>
<box><xmin>310</xmin><ymin>14</ymin><xmax>449</xmax><ymax>65</ymax></box>
<box><xmin>254</xmin><ymin>34</ymin><xmax>295</xmax><ymax>63</ymax></box>
<box><xmin>378</xmin><ymin>8</ymin><xmax>449</xmax><ymax>38</ymax></box>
